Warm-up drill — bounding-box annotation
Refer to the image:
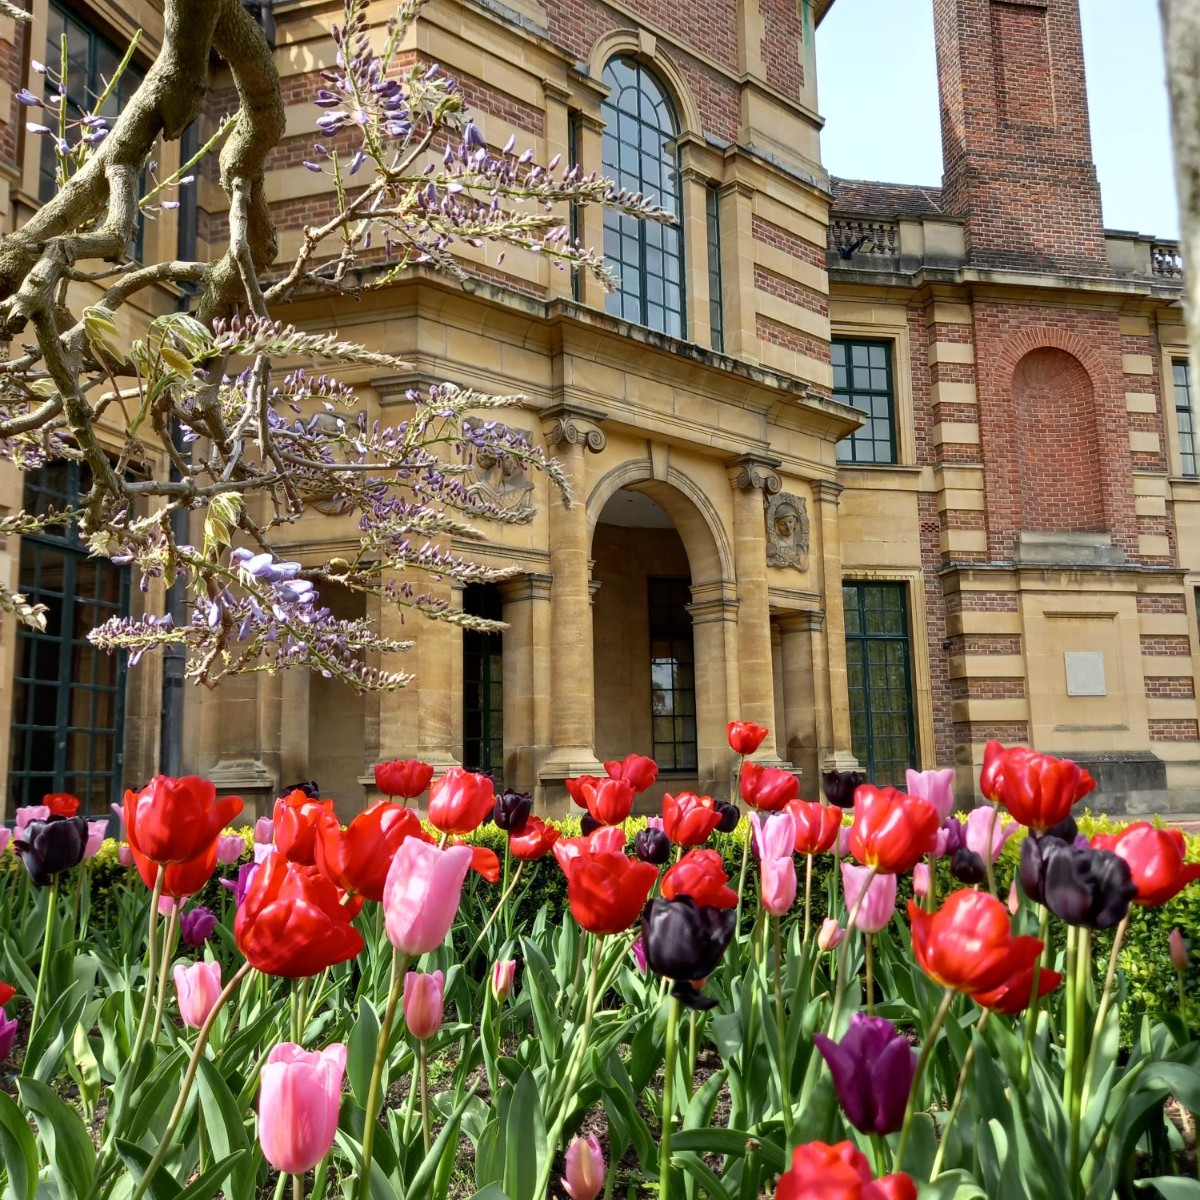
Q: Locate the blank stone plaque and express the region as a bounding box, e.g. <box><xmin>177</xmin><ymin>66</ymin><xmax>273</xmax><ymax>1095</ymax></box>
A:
<box><xmin>1064</xmin><ymin>651</ymin><xmax>1106</xmax><ymax>697</ymax></box>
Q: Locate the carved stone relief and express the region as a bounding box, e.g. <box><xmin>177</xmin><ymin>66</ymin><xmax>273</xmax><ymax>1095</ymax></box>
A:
<box><xmin>465</xmin><ymin>418</ymin><xmax>535</xmax><ymax>515</ymax></box>
<box><xmin>766</xmin><ymin>492</ymin><xmax>810</xmax><ymax>571</ymax></box>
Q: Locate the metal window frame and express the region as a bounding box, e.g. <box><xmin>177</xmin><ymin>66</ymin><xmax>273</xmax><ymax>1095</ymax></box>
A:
<box><xmin>462</xmin><ymin>585</ymin><xmax>503</xmax><ymax>776</ymax></box>
<box><xmin>1173</xmin><ymin>358</ymin><xmax>1197</xmax><ymax>478</ymax></box>
<box><xmin>706</xmin><ymin>184</ymin><xmax>724</xmax><ymax>354</ymax></box>
<box><xmin>647</xmin><ymin>576</ymin><xmax>698</xmax><ymax>771</ymax></box>
<box><xmin>833</xmin><ymin>337</ymin><xmax>898</xmax><ymax>466</ymax></box>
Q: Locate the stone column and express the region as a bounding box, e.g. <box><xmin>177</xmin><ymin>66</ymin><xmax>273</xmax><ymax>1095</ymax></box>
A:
<box><xmin>777</xmin><ymin>610</ymin><xmax>824</xmax><ymax>786</ymax></box>
<box><xmin>718</xmin><ymin>182</ymin><xmax>759</xmax><ymax>364</ymax></box>
<box><xmin>543</xmin><ymin>78</ymin><xmax>574</xmax><ymax>302</ymax></box>
<box><xmin>679</xmin><ymin>157</ymin><xmax>712</xmax><ymax>348</ymax></box>
<box><xmin>537</xmin><ymin>406</ymin><xmax>607</xmax><ymax>791</ymax></box>
<box><xmin>574</xmin><ymin>110</ymin><xmax>608</xmax><ymax>311</ymax></box>
<box><xmin>687</xmin><ymin>581</ymin><xmax>740</xmax><ymax>798</ymax></box>
<box><xmin>814</xmin><ymin>479</ymin><xmax>858</xmax><ymax>770</ymax></box>
<box><xmin>498</xmin><ymin>572</ymin><xmax>553</xmax><ymax>795</ymax></box>
<box><xmin>727</xmin><ymin>454</ymin><xmax>783</xmax><ymax>759</ymax></box>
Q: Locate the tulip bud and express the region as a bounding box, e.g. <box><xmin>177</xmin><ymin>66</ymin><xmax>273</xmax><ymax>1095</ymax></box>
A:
<box><xmin>950</xmin><ymin>848</ymin><xmax>987</xmax><ymax>885</ymax></box>
<box><xmin>813</xmin><ymin>1012</ymin><xmax>916</xmax><ymax>1135</ymax></box>
<box><xmin>838</xmin><ymin>826</ymin><xmax>852</xmax><ymax>856</ymax></box>
<box><xmin>579</xmin><ymin>812</ymin><xmax>600</xmax><ymax>837</ymax></box>
<box><xmin>1007</xmin><ymin>879</ymin><xmax>1020</xmax><ymax>915</ymax></box>
<box><xmin>817</xmin><ymin>918</ymin><xmax>845</xmax><ymax>951</ymax></box>
<box><xmin>1170</xmin><ymin>929</ymin><xmax>1188</xmax><ymax>973</ymax></box>
<box><xmin>727</xmin><ymin>721</ymin><xmax>769</xmax><ymax>756</ymax></box>
<box><xmin>180</xmin><ymin>905</ymin><xmax>217</xmax><ymax>947</ymax></box>
<box><xmin>383</xmin><ymin>840</ymin><xmax>473</xmax><ymax>956</ymax></box>
<box><xmin>634</xmin><ymin>827</ymin><xmax>671</xmax><ymax>864</ymax></box>
<box><xmin>631</xmin><ymin>937</ymin><xmax>648</xmax><ymax>974</ymax></box>
<box><xmin>0</xmin><ymin>829</ymin><xmax>10</xmax><ymax>856</ymax></box>
<box><xmin>174</xmin><ymin>960</ymin><xmax>223</xmax><ymax>1028</ymax></box>
<box><xmin>913</xmin><ymin>862</ymin><xmax>930</xmax><ymax>898</ymax></box>
<box><xmin>258</xmin><ymin>1042</ymin><xmax>346</xmax><ymax>1174</ymax></box>
<box><xmin>84</xmin><ymin>819</ymin><xmax>107</xmax><ymax>859</ymax></box>
<box><xmin>493</xmin><ymin>788</ymin><xmax>532</xmax><ymax>833</ymax></box>
<box><xmin>905</xmin><ymin>767</ymin><xmax>955</xmax><ymax>822</ymax></box>
<box><xmin>841</xmin><ymin>863</ymin><xmax>898</xmax><ymax>933</ymax></box>
<box><xmin>714</xmin><ymin>801</ymin><xmax>740</xmax><ymax>833</ymax></box>
<box><xmin>118</xmin><ymin>843</ymin><xmax>134</xmax><ymax>868</ymax></box>
<box><xmin>0</xmin><ymin>1012</ymin><xmax>16</xmax><ymax>1060</ymax></box>
<box><xmin>563</xmin><ymin>1134</ymin><xmax>605</xmax><ymax>1200</ymax></box>
<box><xmin>13</xmin><ymin>816</ymin><xmax>88</xmax><ymax>886</ymax></box>
<box><xmin>254</xmin><ymin>817</ymin><xmax>274</xmax><ymax>845</ymax></box>
<box><xmin>279</xmin><ymin>780</ymin><xmax>320</xmax><ymax>800</ymax></box>
<box><xmin>822</xmin><ymin>769</ymin><xmax>866</xmax><ymax>808</ymax></box>
<box><xmin>217</xmin><ymin>834</ymin><xmax>245</xmax><ymax>865</ymax></box>
<box><xmin>403</xmin><ymin>970</ymin><xmax>445</xmax><ymax>1040</ymax></box>
<box><xmin>641</xmin><ymin>897</ymin><xmax>737</xmax><ymax>1009</ymax></box>
<box><xmin>936</xmin><ymin>817</ymin><xmax>966</xmax><ymax>859</ymax></box>
<box><xmin>491</xmin><ymin>959</ymin><xmax>517</xmax><ymax>1001</ymax></box>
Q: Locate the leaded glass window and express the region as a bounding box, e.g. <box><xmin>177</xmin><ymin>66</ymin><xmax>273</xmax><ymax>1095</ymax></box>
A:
<box><xmin>463</xmin><ymin>584</ymin><xmax>503</xmax><ymax>776</ymax></box>
<box><xmin>601</xmin><ymin>57</ymin><xmax>685</xmax><ymax>337</ymax></box>
<box><xmin>833</xmin><ymin>339</ymin><xmax>897</xmax><ymax>465</ymax></box>
<box><xmin>1174</xmin><ymin>359</ymin><xmax>1196</xmax><ymax>478</ymax></box>
<box><xmin>649</xmin><ymin>578</ymin><xmax>696</xmax><ymax>771</ymax></box>
<box><xmin>706</xmin><ymin>184</ymin><xmax>724</xmax><ymax>353</ymax></box>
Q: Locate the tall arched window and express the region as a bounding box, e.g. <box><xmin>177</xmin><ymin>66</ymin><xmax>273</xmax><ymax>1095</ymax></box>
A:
<box><xmin>601</xmin><ymin>57</ymin><xmax>685</xmax><ymax>337</ymax></box>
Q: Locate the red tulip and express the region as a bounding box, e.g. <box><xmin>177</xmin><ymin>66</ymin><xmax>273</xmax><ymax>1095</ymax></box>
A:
<box><xmin>1091</xmin><ymin>822</ymin><xmax>1200</xmax><ymax>907</ymax></box>
<box><xmin>849</xmin><ymin>786</ymin><xmax>939</xmax><ymax>874</ymax></box>
<box><xmin>972</xmin><ymin>962</ymin><xmax>1063</xmax><ymax>1015</ymax></box>
<box><xmin>727</xmin><ymin>721</ymin><xmax>769</xmax><ymax>756</ymax></box>
<box><xmin>509</xmin><ymin>815</ymin><xmax>561</xmax><ymax>860</ymax></box>
<box><xmin>0</xmin><ymin>982</ymin><xmax>15</xmax><ymax>1008</ymax></box>
<box><xmin>553</xmin><ymin>825</ymin><xmax>628</xmax><ymax>871</ymax></box>
<box><xmin>908</xmin><ymin>889</ymin><xmax>1044</xmax><ymax>994</ymax></box>
<box><xmin>786</xmin><ymin>799</ymin><xmax>842</xmax><ymax>855</ymax></box>
<box><xmin>662</xmin><ymin>792</ymin><xmax>722</xmax><ymax>845</ymax></box>
<box><xmin>604</xmin><ymin>754</ymin><xmax>659</xmax><ymax>795</ymax></box>
<box><xmin>374</xmin><ymin>759</ymin><xmax>434</xmax><ymax>799</ymax></box>
<box><xmin>776</xmin><ymin>1140</ymin><xmax>916</xmax><ymax>1200</ymax></box>
<box><xmin>458</xmin><ymin>841</ymin><xmax>501</xmax><ymax>883</ymax></box>
<box><xmin>124</xmin><ymin>776</ymin><xmax>244</xmax><ymax>866</ymax></box>
<box><xmin>131</xmin><ymin>838</ymin><xmax>218</xmax><ymax>900</ymax></box>
<box><xmin>273</xmin><ymin>790</ymin><xmax>335</xmax><ymax>866</ymax></box>
<box><xmin>559</xmin><ymin>841</ymin><xmax>658</xmax><ymax>935</ymax></box>
<box><xmin>739</xmin><ymin>762</ymin><xmax>799</xmax><ymax>811</ymax></box>
<box><xmin>43</xmin><ymin>793</ymin><xmax>80</xmax><ymax>817</ymax></box>
<box><xmin>314</xmin><ymin>802</ymin><xmax>429</xmax><ymax>902</ymax></box>
<box><xmin>981</xmin><ymin>741</ymin><xmax>1094</xmax><ymax>832</ymax></box>
<box><xmin>427</xmin><ymin>768</ymin><xmax>495</xmax><ymax>835</ymax></box>
<box><xmin>565</xmin><ymin>775</ymin><xmax>601</xmax><ymax>807</ymax></box>
<box><xmin>580</xmin><ymin>777</ymin><xmax>635</xmax><ymax>826</ymax></box>
<box><xmin>661</xmin><ymin>849</ymin><xmax>737</xmax><ymax>909</ymax></box>
<box><xmin>235</xmin><ymin>851</ymin><xmax>365</xmax><ymax>977</ymax></box>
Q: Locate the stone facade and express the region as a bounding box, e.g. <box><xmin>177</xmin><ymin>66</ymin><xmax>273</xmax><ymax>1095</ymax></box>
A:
<box><xmin>0</xmin><ymin>0</ymin><xmax>1192</xmax><ymax>819</ymax></box>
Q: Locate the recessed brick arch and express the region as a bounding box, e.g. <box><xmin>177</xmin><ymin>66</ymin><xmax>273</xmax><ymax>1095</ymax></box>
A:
<box><xmin>1010</xmin><ymin>346</ymin><xmax>1104</xmax><ymax>533</ymax></box>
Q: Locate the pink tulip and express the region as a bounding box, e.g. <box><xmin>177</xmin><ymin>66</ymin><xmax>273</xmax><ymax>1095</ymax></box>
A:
<box><xmin>254</xmin><ymin>816</ymin><xmax>274</xmax><ymax>845</ymax></box>
<box><xmin>1170</xmin><ymin>929</ymin><xmax>1188</xmax><ymax>973</ymax></box>
<box><xmin>258</xmin><ymin>1042</ymin><xmax>347</xmax><ymax>1174</ymax></box>
<box><xmin>838</xmin><ymin>825</ymin><xmax>852</xmax><ymax>856</ymax></box>
<box><xmin>173</xmin><ymin>960</ymin><xmax>223</xmax><ymax>1029</ymax></box>
<box><xmin>1007</xmin><ymin>879</ymin><xmax>1020</xmax><ymax>915</ymax></box>
<box><xmin>631</xmin><ymin>937</ymin><xmax>648</xmax><ymax>974</ymax></box>
<box><xmin>817</xmin><ymin>918</ymin><xmax>845</xmax><ymax>951</ymax></box>
<box><xmin>563</xmin><ymin>1133</ymin><xmax>605</xmax><ymax>1200</ymax></box>
<box><xmin>403</xmin><ymin>970</ymin><xmax>445</xmax><ymax>1041</ymax></box>
<box><xmin>964</xmin><ymin>805</ymin><xmax>1019</xmax><ymax>864</ymax></box>
<box><xmin>491</xmin><ymin>959</ymin><xmax>517</xmax><ymax>1001</ymax></box>
<box><xmin>750</xmin><ymin>811</ymin><xmax>797</xmax><ymax>916</ymax></box>
<box><xmin>15</xmin><ymin>805</ymin><xmax>49</xmax><ymax>832</ymax></box>
<box><xmin>646</xmin><ymin>816</ymin><xmax>665</xmax><ymax>832</ymax></box>
<box><xmin>217</xmin><ymin>834</ymin><xmax>245</xmax><ymax>865</ymax></box>
<box><xmin>905</xmin><ymin>767</ymin><xmax>956</xmax><ymax>821</ymax></box>
<box><xmin>840</xmin><ymin>862</ymin><xmax>898</xmax><ymax>933</ymax></box>
<box><xmin>913</xmin><ymin>862</ymin><xmax>930</xmax><ymax>899</ymax></box>
<box><xmin>159</xmin><ymin>896</ymin><xmax>179</xmax><ymax>918</ymax></box>
<box><xmin>0</xmin><ymin>828</ymin><xmax>11</xmax><ymax>856</ymax></box>
<box><xmin>118</xmin><ymin>844</ymin><xmax>134</xmax><ymax>868</ymax></box>
<box><xmin>383</xmin><ymin>839</ymin><xmax>473</xmax><ymax>956</ymax></box>
<box><xmin>84</xmin><ymin>820</ymin><xmax>107</xmax><ymax>859</ymax></box>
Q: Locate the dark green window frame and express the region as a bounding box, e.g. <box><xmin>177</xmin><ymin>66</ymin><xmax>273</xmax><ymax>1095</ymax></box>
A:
<box><xmin>1173</xmin><ymin>359</ymin><xmax>1196</xmax><ymax>478</ymax></box>
<box><xmin>462</xmin><ymin>584</ymin><xmax>503</xmax><ymax>777</ymax></box>
<box><xmin>833</xmin><ymin>338</ymin><xmax>898</xmax><ymax>465</ymax></box>
<box><xmin>601</xmin><ymin>57</ymin><xmax>685</xmax><ymax>338</ymax></box>
<box><xmin>843</xmin><ymin>581</ymin><xmax>916</xmax><ymax>787</ymax></box>
<box><xmin>9</xmin><ymin>462</ymin><xmax>131</xmax><ymax>814</ymax></box>
<box><xmin>706</xmin><ymin>184</ymin><xmax>724</xmax><ymax>354</ymax></box>
<box><xmin>649</xmin><ymin>577</ymin><xmax>697</xmax><ymax>771</ymax></box>
<box><xmin>568</xmin><ymin>109</ymin><xmax>583</xmax><ymax>305</ymax></box>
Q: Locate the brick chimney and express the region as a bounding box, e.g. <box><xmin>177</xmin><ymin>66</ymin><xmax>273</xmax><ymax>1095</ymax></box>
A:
<box><xmin>933</xmin><ymin>0</ymin><xmax>1107</xmax><ymax>270</ymax></box>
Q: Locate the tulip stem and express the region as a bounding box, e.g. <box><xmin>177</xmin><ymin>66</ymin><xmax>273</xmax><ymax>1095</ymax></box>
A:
<box><xmin>686</xmin><ymin>1011</ymin><xmax>697</xmax><ymax>1101</ymax></box>
<box><xmin>356</xmin><ymin>946</ymin><xmax>408</xmax><ymax>1200</ymax></box>
<box><xmin>501</xmin><ymin>838</ymin><xmax>512</xmax><ymax>943</ymax></box>
<box><xmin>983</xmin><ymin>804</ymin><xmax>1000</xmax><ymax>898</ymax></box>
<box><xmin>895</xmin><ymin>987</ymin><xmax>955</xmax><ymax>1172</ymax></box>
<box><xmin>1080</xmin><ymin>914</ymin><xmax>1128</xmax><ymax>1116</ymax></box>
<box><xmin>402</xmin><ymin>1048</ymin><xmax>419</xmax><ymax>1142</ymax></box>
<box><xmin>660</xmin><ymin>994</ymin><xmax>680</xmax><ymax>1199</ymax></box>
<box><xmin>1067</xmin><ymin>927</ymin><xmax>1092</xmax><ymax>1191</ymax></box>
<box><xmin>151</xmin><ymin>901</ymin><xmax>180</xmax><ymax>1039</ymax></box>
<box><xmin>1020</xmin><ymin>905</ymin><xmax>1051</xmax><ymax>1086</ymax></box>
<box><xmin>826</xmin><ymin>866</ymin><xmax>877</xmax><ymax>1039</ymax></box>
<box><xmin>930</xmin><ymin>1007</ymin><xmax>990</xmax><ymax>1178</ymax></box>
<box><xmin>466</xmin><ymin>863</ymin><xmax>524</xmax><ymax>960</ymax></box>
<box><xmin>734</xmin><ymin>818</ymin><xmax>751</xmax><ymax>936</ymax></box>
<box><xmin>28</xmin><ymin>872</ymin><xmax>60</xmax><ymax>1047</ymax></box>
<box><xmin>773</xmin><ymin>916</ymin><xmax>792</xmax><ymax>1145</ymax></box>
<box><xmin>803</xmin><ymin>853</ymin><xmax>813</xmax><ymax>947</ymax></box>
<box><xmin>128</xmin><ymin>962</ymin><xmax>251</xmax><ymax>1200</ymax></box>
<box><xmin>291</xmin><ymin>1174</ymin><xmax>303</xmax><ymax>1200</ymax></box>
<box><xmin>865</xmin><ymin>933</ymin><xmax>875</xmax><ymax>1017</ymax></box>
<box><xmin>419</xmin><ymin>1040</ymin><xmax>431</xmax><ymax>1155</ymax></box>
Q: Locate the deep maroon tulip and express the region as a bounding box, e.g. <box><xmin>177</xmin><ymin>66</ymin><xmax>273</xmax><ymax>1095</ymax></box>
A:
<box><xmin>493</xmin><ymin>788</ymin><xmax>533</xmax><ymax>833</ymax></box>
<box><xmin>579</xmin><ymin>813</ymin><xmax>600</xmax><ymax>837</ymax></box>
<box><xmin>714</xmin><ymin>801</ymin><xmax>740</xmax><ymax>833</ymax></box>
<box><xmin>635</xmin><ymin>827</ymin><xmax>671</xmax><ymax>865</ymax></box>
<box><xmin>640</xmin><ymin>895</ymin><xmax>736</xmax><ymax>1009</ymax></box>
<box><xmin>822</xmin><ymin>769</ymin><xmax>866</xmax><ymax>808</ymax></box>
<box><xmin>1041</xmin><ymin>842</ymin><xmax>1138</xmax><ymax>929</ymax></box>
<box><xmin>812</xmin><ymin>1013</ymin><xmax>916</xmax><ymax>1135</ymax></box>
<box><xmin>13</xmin><ymin>816</ymin><xmax>88</xmax><ymax>886</ymax></box>
<box><xmin>280</xmin><ymin>780</ymin><xmax>321</xmax><ymax>800</ymax></box>
<box><xmin>950</xmin><ymin>848</ymin><xmax>986</xmax><ymax>885</ymax></box>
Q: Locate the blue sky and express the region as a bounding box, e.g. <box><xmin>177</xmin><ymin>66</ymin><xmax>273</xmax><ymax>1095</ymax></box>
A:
<box><xmin>816</xmin><ymin>0</ymin><xmax>1179</xmax><ymax>239</ymax></box>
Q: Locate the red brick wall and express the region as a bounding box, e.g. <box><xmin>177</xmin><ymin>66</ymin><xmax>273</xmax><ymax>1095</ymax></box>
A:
<box><xmin>932</xmin><ymin>0</ymin><xmax>1106</xmax><ymax>269</ymax></box>
<box><xmin>0</xmin><ymin>17</ymin><xmax>26</xmax><ymax>168</ymax></box>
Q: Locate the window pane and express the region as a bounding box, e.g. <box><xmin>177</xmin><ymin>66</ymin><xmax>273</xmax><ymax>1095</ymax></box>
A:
<box><xmin>833</xmin><ymin>338</ymin><xmax>897</xmax><ymax>466</ymax></box>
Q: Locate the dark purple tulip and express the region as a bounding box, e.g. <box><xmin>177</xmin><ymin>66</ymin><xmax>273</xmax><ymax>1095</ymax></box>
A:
<box><xmin>1043</xmin><ymin>815</ymin><xmax>1079</xmax><ymax>844</ymax></box>
<box><xmin>812</xmin><ymin>1012</ymin><xmax>916</xmax><ymax>1135</ymax></box>
<box><xmin>950</xmin><ymin>848</ymin><xmax>986</xmax><ymax>885</ymax></box>
<box><xmin>278</xmin><ymin>780</ymin><xmax>320</xmax><ymax>800</ymax></box>
<box><xmin>822</xmin><ymin>770</ymin><xmax>866</xmax><ymax>809</ymax></box>
<box><xmin>180</xmin><ymin>905</ymin><xmax>217</xmax><ymax>947</ymax></box>
<box><xmin>493</xmin><ymin>789</ymin><xmax>532</xmax><ymax>834</ymax></box>
<box><xmin>579</xmin><ymin>813</ymin><xmax>600</xmax><ymax>837</ymax></box>
<box><xmin>641</xmin><ymin>896</ymin><xmax>736</xmax><ymax>1010</ymax></box>
<box><xmin>714</xmin><ymin>801</ymin><xmax>741</xmax><ymax>833</ymax></box>
<box><xmin>219</xmin><ymin>860</ymin><xmax>259</xmax><ymax>907</ymax></box>
<box><xmin>13</xmin><ymin>816</ymin><xmax>87</xmax><ymax>886</ymax></box>
<box><xmin>635</xmin><ymin>828</ymin><xmax>671</xmax><ymax>865</ymax></box>
<box><xmin>1042</xmin><ymin>843</ymin><xmax>1138</xmax><ymax>930</ymax></box>
<box><xmin>0</xmin><ymin>1012</ymin><xmax>16</xmax><ymax>1060</ymax></box>
<box><xmin>938</xmin><ymin>817</ymin><xmax>966</xmax><ymax>858</ymax></box>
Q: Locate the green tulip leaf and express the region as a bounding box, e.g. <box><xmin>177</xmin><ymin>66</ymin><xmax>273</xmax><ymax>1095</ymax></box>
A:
<box><xmin>196</xmin><ymin>1056</ymin><xmax>258</xmax><ymax>1200</ymax></box>
<box><xmin>1137</xmin><ymin>1181</ymin><xmax>1200</xmax><ymax>1199</ymax></box>
<box><xmin>502</xmin><ymin>1070</ymin><xmax>545</xmax><ymax>1200</ymax></box>
<box><xmin>670</xmin><ymin>1128</ymin><xmax>786</xmax><ymax>1175</ymax></box>
<box><xmin>114</xmin><ymin>1138</ymin><xmax>181</xmax><ymax>1200</ymax></box>
<box><xmin>675</xmin><ymin>1150</ymin><xmax>733</xmax><ymax>1200</ymax></box>
<box><xmin>466</xmin><ymin>1186</ymin><xmax>510</xmax><ymax>1200</ymax></box>
<box><xmin>18</xmin><ymin>1077</ymin><xmax>95</xmax><ymax>1200</ymax></box>
<box><xmin>0</xmin><ymin>1090</ymin><xmax>39</xmax><ymax>1200</ymax></box>
<box><xmin>175</xmin><ymin>1149</ymin><xmax>249</xmax><ymax>1200</ymax></box>
<box><xmin>346</xmin><ymin>996</ymin><xmax>380</xmax><ymax>1107</ymax></box>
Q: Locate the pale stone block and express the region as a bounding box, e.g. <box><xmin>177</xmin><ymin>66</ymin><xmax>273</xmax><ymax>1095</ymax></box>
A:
<box><xmin>939</xmin><ymin>527</ymin><xmax>988</xmax><ymax>554</ymax></box>
<box><xmin>1123</xmin><ymin>353</ymin><xmax>1155</xmax><ymax>376</ymax></box>
<box><xmin>933</xmin><ymin>421</ymin><xmax>980</xmax><ymax>446</ymax></box>
<box><xmin>1128</xmin><ymin>430</ymin><xmax>1162</xmax><ymax>454</ymax></box>
<box><xmin>1133</xmin><ymin>472</ymin><xmax>1171</xmax><ymax>496</ymax></box>
<box><xmin>938</xmin><ymin>489</ymin><xmax>986</xmax><ymax>512</ymax></box>
<box><xmin>1125</xmin><ymin>392</ymin><xmax>1158</xmax><ymax>414</ymax></box>
<box><xmin>927</xmin><ymin>341</ymin><xmax>975</xmax><ymax>366</ymax></box>
<box><xmin>1119</xmin><ymin>315</ymin><xmax>1152</xmax><ymax>336</ymax></box>
<box><xmin>1138</xmin><ymin>613</ymin><xmax>1192</xmax><ymax>636</ymax></box>
<box><xmin>930</xmin><ymin>302</ymin><xmax>973</xmax><ymax>325</ymax></box>
<box><xmin>1135</xmin><ymin>494</ymin><xmax>1168</xmax><ymax>517</ymax></box>
<box><xmin>930</xmin><ymin>380</ymin><xmax>977</xmax><ymax>407</ymax></box>
<box><xmin>1145</xmin><ymin>698</ymin><xmax>1200</xmax><ymax>719</ymax></box>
